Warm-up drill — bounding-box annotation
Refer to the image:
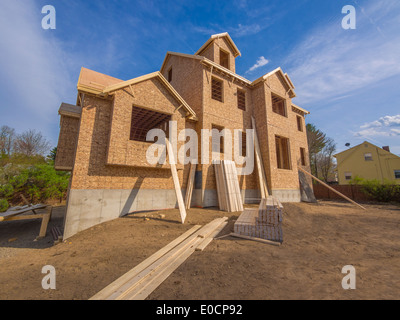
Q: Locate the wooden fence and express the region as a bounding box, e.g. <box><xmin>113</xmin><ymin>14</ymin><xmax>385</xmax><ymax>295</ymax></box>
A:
<box><xmin>313</xmin><ymin>184</ymin><xmax>372</xmax><ymax>202</ymax></box>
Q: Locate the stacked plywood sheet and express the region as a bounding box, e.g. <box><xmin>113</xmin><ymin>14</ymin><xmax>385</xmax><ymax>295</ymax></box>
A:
<box><xmin>213</xmin><ymin>160</ymin><xmax>244</xmax><ymax>212</ymax></box>
<box><xmin>234</xmin><ymin>196</ymin><xmax>283</xmax><ymax>243</ymax></box>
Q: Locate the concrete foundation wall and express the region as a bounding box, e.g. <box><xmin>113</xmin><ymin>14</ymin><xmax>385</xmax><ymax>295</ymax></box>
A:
<box><xmin>271</xmin><ymin>189</ymin><xmax>301</xmax><ymax>203</ymax></box>
<box><xmin>63</xmin><ymin>188</ymin><xmax>182</xmax><ymax>239</ymax></box>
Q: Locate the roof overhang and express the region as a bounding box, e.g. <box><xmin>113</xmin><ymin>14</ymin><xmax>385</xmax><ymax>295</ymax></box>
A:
<box><xmin>58</xmin><ymin>103</ymin><xmax>81</xmax><ymax>118</ymax></box>
<box><xmin>291</xmin><ymin>103</ymin><xmax>310</xmax><ymax>115</ymax></box>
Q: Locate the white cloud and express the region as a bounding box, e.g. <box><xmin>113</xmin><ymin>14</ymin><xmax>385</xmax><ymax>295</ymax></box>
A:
<box><xmin>286</xmin><ymin>0</ymin><xmax>400</xmax><ymax>105</ymax></box>
<box><xmin>355</xmin><ymin>114</ymin><xmax>400</xmax><ymax>137</ymax></box>
<box><xmin>246</xmin><ymin>56</ymin><xmax>269</xmax><ymax>73</ymax></box>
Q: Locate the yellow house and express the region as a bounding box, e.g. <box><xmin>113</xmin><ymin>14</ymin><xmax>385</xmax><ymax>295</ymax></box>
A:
<box><xmin>334</xmin><ymin>141</ymin><xmax>400</xmax><ymax>185</ymax></box>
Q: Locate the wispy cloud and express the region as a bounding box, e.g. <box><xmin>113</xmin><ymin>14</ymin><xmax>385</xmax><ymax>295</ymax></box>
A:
<box><xmin>0</xmin><ymin>1</ymin><xmax>77</xmax><ymax>145</ymax></box>
<box><xmin>286</xmin><ymin>0</ymin><xmax>400</xmax><ymax>105</ymax></box>
<box><xmin>354</xmin><ymin>114</ymin><xmax>400</xmax><ymax>137</ymax></box>
<box><xmin>193</xmin><ymin>21</ymin><xmax>271</xmax><ymax>38</ymax></box>
<box><xmin>246</xmin><ymin>56</ymin><xmax>269</xmax><ymax>73</ymax></box>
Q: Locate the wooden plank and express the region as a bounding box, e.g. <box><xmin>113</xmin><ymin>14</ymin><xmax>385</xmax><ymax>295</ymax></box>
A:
<box><xmin>119</xmin><ymin>218</ymin><xmax>228</xmax><ymax>300</ymax></box>
<box><xmin>213</xmin><ymin>161</ymin><xmax>224</xmax><ymax>211</ymax></box>
<box><xmin>114</xmin><ymin>218</ymin><xmax>227</xmax><ymax>300</ymax></box>
<box><xmin>0</xmin><ymin>204</ymin><xmax>47</xmax><ymax>220</ymax></box>
<box><xmin>166</xmin><ymin>138</ymin><xmax>187</xmax><ymax>223</ymax></box>
<box><xmin>196</xmin><ymin>221</ymin><xmax>228</xmax><ymax>252</ymax></box>
<box><xmin>125</xmin><ymin>236</ymin><xmax>206</xmax><ymax>300</ymax></box>
<box><xmin>230</xmin><ymin>161</ymin><xmax>243</xmax><ymax>211</ymax></box>
<box><xmin>184</xmin><ymin>163</ymin><xmax>196</xmax><ymax>209</ymax></box>
<box><xmin>298</xmin><ymin>167</ymin><xmax>366</xmax><ymax>210</ymax></box>
<box><xmin>90</xmin><ymin>225</ymin><xmax>202</xmax><ymax>300</ymax></box>
<box><xmin>230</xmin><ymin>233</ymin><xmax>281</xmax><ymax>246</ymax></box>
<box><xmin>251</xmin><ymin>117</ymin><xmax>269</xmax><ymax>198</ymax></box>
<box><xmin>37</xmin><ymin>206</ymin><xmax>52</xmax><ymax>240</ymax></box>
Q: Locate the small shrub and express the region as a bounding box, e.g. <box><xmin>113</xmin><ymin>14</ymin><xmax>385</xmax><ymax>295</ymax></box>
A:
<box><xmin>360</xmin><ymin>179</ymin><xmax>400</xmax><ymax>202</ymax></box>
<box><xmin>0</xmin><ymin>198</ymin><xmax>9</xmax><ymax>212</ymax></box>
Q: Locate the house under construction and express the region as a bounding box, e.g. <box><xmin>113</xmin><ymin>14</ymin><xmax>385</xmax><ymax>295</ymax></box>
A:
<box><xmin>55</xmin><ymin>32</ymin><xmax>311</xmax><ymax>239</ymax></box>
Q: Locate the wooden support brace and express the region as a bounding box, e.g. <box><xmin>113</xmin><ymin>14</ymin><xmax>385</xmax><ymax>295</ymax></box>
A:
<box><xmin>166</xmin><ymin>138</ymin><xmax>187</xmax><ymax>223</ymax></box>
<box><xmin>298</xmin><ymin>167</ymin><xmax>366</xmax><ymax>210</ymax></box>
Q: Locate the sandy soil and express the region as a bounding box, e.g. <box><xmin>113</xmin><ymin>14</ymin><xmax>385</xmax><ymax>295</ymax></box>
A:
<box><xmin>0</xmin><ymin>201</ymin><xmax>399</xmax><ymax>300</ymax></box>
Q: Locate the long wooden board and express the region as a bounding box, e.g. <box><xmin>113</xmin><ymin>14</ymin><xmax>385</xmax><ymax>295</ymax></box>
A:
<box><xmin>298</xmin><ymin>167</ymin><xmax>366</xmax><ymax>210</ymax></box>
<box><xmin>121</xmin><ymin>218</ymin><xmax>228</xmax><ymax>300</ymax></box>
<box><xmin>251</xmin><ymin>117</ymin><xmax>269</xmax><ymax>198</ymax></box>
<box><xmin>91</xmin><ymin>218</ymin><xmax>228</xmax><ymax>300</ymax></box>
<box><xmin>90</xmin><ymin>225</ymin><xmax>202</xmax><ymax>300</ymax></box>
<box><xmin>166</xmin><ymin>138</ymin><xmax>187</xmax><ymax>223</ymax></box>
<box><xmin>184</xmin><ymin>163</ymin><xmax>197</xmax><ymax>209</ymax></box>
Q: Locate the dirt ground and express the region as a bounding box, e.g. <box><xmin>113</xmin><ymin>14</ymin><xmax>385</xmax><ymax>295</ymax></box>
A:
<box><xmin>0</xmin><ymin>200</ymin><xmax>399</xmax><ymax>300</ymax></box>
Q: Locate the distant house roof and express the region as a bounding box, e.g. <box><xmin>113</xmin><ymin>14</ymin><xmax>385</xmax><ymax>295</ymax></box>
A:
<box><xmin>334</xmin><ymin>141</ymin><xmax>399</xmax><ymax>158</ymax></box>
<box><xmin>195</xmin><ymin>32</ymin><xmax>241</xmax><ymax>58</ymax></box>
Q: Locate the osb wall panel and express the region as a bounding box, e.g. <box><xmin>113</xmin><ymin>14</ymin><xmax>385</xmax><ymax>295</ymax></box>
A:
<box><xmin>55</xmin><ymin>115</ymin><xmax>80</xmax><ymax>170</ymax></box>
<box><xmin>266</xmin><ymin>72</ymin><xmax>290</xmax><ymax>97</ymax></box>
<box><xmin>251</xmin><ymin>82</ymin><xmax>272</xmax><ymax>192</ymax></box>
<box><xmin>264</xmin><ymin>81</ymin><xmax>310</xmax><ymax>190</ymax></box>
<box><xmin>70</xmin><ymin>94</ymin><xmax>184</xmax><ymax>190</ymax></box>
<box><xmin>162</xmin><ymin>55</ymin><xmax>204</xmax><ymax>116</ymax></box>
<box><xmin>107</xmin><ymin>77</ymin><xmax>186</xmax><ymax>169</ymax></box>
<box><xmin>162</xmin><ymin>54</ymin><xmax>206</xmax><ymax>172</ymax></box>
<box><xmin>213</xmin><ymin>37</ymin><xmax>237</xmax><ymax>73</ymax></box>
<box><xmin>198</xmin><ymin>38</ymin><xmax>236</xmax><ymax>72</ymax></box>
<box><xmin>201</xmin><ymin>69</ymin><xmax>256</xmax><ymax>190</ymax></box>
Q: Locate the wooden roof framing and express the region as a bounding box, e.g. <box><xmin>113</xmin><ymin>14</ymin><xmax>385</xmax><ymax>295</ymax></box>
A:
<box><xmin>102</xmin><ymin>72</ymin><xmax>198</xmax><ymax>121</ymax></box>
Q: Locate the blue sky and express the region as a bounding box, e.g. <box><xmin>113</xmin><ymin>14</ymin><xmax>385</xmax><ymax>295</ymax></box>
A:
<box><xmin>0</xmin><ymin>0</ymin><xmax>399</xmax><ymax>155</ymax></box>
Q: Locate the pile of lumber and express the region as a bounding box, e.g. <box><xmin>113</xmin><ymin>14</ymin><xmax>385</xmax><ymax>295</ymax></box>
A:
<box><xmin>90</xmin><ymin>217</ymin><xmax>228</xmax><ymax>300</ymax></box>
<box><xmin>213</xmin><ymin>160</ymin><xmax>243</xmax><ymax>212</ymax></box>
<box><xmin>234</xmin><ymin>196</ymin><xmax>283</xmax><ymax>243</ymax></box>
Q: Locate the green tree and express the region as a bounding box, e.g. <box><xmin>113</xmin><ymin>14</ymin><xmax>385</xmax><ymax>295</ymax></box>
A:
<box><xmin>306</xmin><ymin>123</ymin><xmax>327</xmax><ymax>177</ymax></box>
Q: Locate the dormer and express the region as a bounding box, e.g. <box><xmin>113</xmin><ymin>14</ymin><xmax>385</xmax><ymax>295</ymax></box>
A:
<box><xmin>195</xmin><ymin>32</ymin><xmax>241</xmax><ymax>73</ymax></box>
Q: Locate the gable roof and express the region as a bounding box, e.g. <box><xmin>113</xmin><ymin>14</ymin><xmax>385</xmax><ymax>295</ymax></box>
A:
<box><xmin>195</xmin><ymin>32</ymin><xmax>241</xmax><ymax>58</ymax></box>
<box><xmin>161</xmin><ymin>51</ymin><xmax>252</xmax><ymax>86</ymax></box>
<box><xmin>102</xmin><ymin>71</ymin><xmax>198</xmax><ymax>121</ymax></box>
<box><xmin>252</xmin><ymin>67</ymin><xmax>296</xmax><ymax>98</ymax></box>
<box><xmin>334</xmin><ymin>141</ymin><xmax>399</xmax><ymax>158</ymax></box>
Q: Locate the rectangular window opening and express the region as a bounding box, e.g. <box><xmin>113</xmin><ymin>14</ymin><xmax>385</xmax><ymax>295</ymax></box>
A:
<box><xmin>300</xmin><ymin>147</ymin><xmax>306</xmax><ymax>166</ymax></box>
<box><xmin>297</xmin><ymin>115</ymin><xmax>303</xmax><ymax>132</ymax></box>
<box><xmin>272</xmin><ymin>94</ymin><xmax>287</xmax><ymax>117</ymax></box>
<box><xmin>345</xmin><ymin>172</ymin><xmax>352</xmax><ymax>180</ymax></box>
<box><xmin>219</xmin><ymin>49</ymin><xmax>229</xmax><ymax>69</ymax></box>
<box><xmin>237</xmin><ymin>89</ymin><xmax>246</xmax><ymax>111</ymax></box>
<box><xmin>130</xmin><ymin>105</ymin><xmax>171</xmax><ymax>142</ymax></box>
<box><xmin>211</xmin><ymin>78</ymin><xmax>223</xmax><ymax>102</ymax></box>
<box><xmin>167</xmin><ymin>67</ymin><xmax>172</xmax><ymax>83</ymax></box>
<box><xmin>394</xmin><ymin>170</ymin><xmax>400</xmax><ymax>179</ymax></box>
<box><xmin>275</xmin><ymin>135</ymin><xmax>291</xmax><ymax>170</ymax></box>
<box><xmin>241</xmin><ymin>131</ymin><xmax>247</xmax><ymax>157</ymax></box>
<box><xmin>364</xmin><ymin>153</ymin><xmax>373</xmax><ymax>161</ymax></box>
